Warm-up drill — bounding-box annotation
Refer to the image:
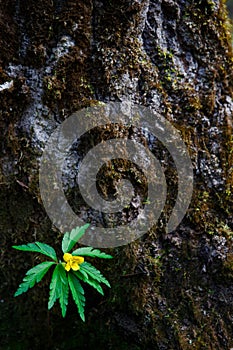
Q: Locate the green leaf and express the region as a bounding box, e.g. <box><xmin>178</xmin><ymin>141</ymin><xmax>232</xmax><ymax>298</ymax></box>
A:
<box><xmin>73</xmin><ymin>271</ymin><xmax>104</xmax><ymax>295</ymax></box>
<box><xmin>74</xmin><ymin>269</ymin><xmax>89</xmax><ymax>282</ymax></box>
<box><xmin>13</xmin><ymin>242</ymin><xmax>57</xmax><ymax>261</ymax></box>
<box><xmin>85</xmin><ymin>278</ymin><xmax>104</xmax><ymax>295</ymax></box>
<box><xmin>72</xmin><ymin>247</ymin><xmax>113</xmax><ymax>259</ymax></box>
<box><xmin>59</xmin><ymin>273</ymin><xmax>69</xmax><ymax>318</ymax></box>
<box><xmin>14</xmin><ymin>261</ymin><xmax>55</xmax><ymax>297</ymax></box>
<box><xmin>48</xmin><ymin>263</ymin><xmax>67</xmax><ymax>311</ymax></box>
<box><xmin>68</xmin><ymin>273</ymin><xmax>85</xmax><ymax>321</ymax></box>
<box><xmin>80</xmin><ymin>262</ymin><xmax>111</xmax><ymax>288</ymax></box>
<box><xmin>62</xmin><ymin>224</ymin><xmax>90</xmax><ymax>253</ymax></box>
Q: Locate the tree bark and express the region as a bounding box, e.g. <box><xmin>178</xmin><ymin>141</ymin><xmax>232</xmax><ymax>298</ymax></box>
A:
<box><xmin>0</xmin><ymin>0</ymin><xmax>233</xmax><ymax>349</ymax></box>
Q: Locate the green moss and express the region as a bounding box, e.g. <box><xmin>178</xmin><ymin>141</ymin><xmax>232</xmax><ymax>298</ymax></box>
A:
<box><xmin>1</xmin><ymin>0</ymin><xmax>233</xmax><ymax>349</ymax></box>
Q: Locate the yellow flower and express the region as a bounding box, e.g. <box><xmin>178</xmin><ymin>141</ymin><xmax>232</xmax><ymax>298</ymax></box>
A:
<box><xmin>63</xmin><ymin>253</ymin><xmax>84</xmax><ymax>272</ymax></box>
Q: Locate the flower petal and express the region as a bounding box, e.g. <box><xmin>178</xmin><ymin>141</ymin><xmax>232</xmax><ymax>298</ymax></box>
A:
<box><xmin>65</xmin><ymin>262</ymin><xmax>71</xmax><ymax>271</ymax></box>
<box><xmin>63</xmin><ymin>253</ymin><xmax>72</xmax><ymax>262</ymax></box>
<box><xmin>71</xmin><ymin>262</ymin><xmax>80</xmax><ymax>271</ymax></box>
<box><xmin>72</xmin><ymin>256</ymin><xmax>84</xmax><ymax>264</ymax></box>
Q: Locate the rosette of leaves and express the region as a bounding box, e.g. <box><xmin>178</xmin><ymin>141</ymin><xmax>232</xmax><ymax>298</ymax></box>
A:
<box><xmin>13</xmin><ymin>224</ymin><xmax>112</xmax><ymax>321</ymax></box>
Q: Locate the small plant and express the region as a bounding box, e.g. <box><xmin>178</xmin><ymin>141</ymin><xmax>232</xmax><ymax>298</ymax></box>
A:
<box><xmin>13</xmin><ymin>224</ymin><xmax>112</xmax><ymax>321</ymax></box>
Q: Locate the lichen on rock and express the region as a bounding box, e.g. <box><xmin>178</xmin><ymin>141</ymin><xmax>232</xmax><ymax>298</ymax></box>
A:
<box><xmin>0</xmin><ymin>0</ymin><xmax>233</xmax><ymax>349</ymax></box>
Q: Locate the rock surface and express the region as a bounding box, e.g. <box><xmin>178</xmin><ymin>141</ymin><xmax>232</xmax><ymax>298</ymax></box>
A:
<box><xmin>0</xmin><ymin>0</ymin><xmax>233</xmax><ymax>349</ymax></box>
